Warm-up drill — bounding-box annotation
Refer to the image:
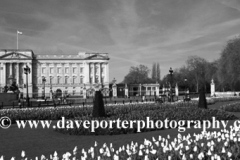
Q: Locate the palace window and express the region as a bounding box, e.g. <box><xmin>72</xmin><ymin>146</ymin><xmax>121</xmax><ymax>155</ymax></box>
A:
<box><xmin>95</xmin><ymin>67</ymin><xmax>98</xmax><ymax>74</ymax></box>
<box><xmin>73</xmin><ymin>67</ymin><xmax>77</xmax><ymax>74</ymax></box>
<box><xmin>42</xmin><ymin>68</ymin><xmax>46</xmax><ymax>74</ymax></box>
<box><xmin>80</xmin><ymin>76</ymin><xmax>83</xmax><ymax>83</ymax></box>
<box><xmin>50</xmin><ymin>68</ymin><xmax>54</xmax><ymax>74</ymax></box>
<box><xmin>65</xmin><ymin>68</ymin><xmax>69</xmax><ymax>74</ymax></box>
<box><xmin>90</xmin><ymin>77</ymin><xmax>92</xmax><ymax>84</ymax></box>
<box><xmin>101</xmin><ymin>67</ymin><xmax>104</xmax><ymax>74</ymax></box>
<box><xmin>80</xmin><ymin>68</ymin><xmax>83</xmax><ymax>74</ymax></box>
<box><xmin>95</xmin><ymin>76</ymin><xmax>99</xmax><ymax>83</ymax></box>
<box><xmin>57</xmin><ymin>77</ymin><xmax>61</xmax><ymax>84</ymax></box>
<box><xmin>50</xmin><ymin>76</ymin><xmax>53</xmax><ymax>84</ymax></box>
<box><xmin>65</xmin><ymin>76</ymin><xmax>68</xmax><ymax>84</ymax></box>
<box><xmin>57</xmin><ymin>68</ymin><xmax>61</xmax><ymax>74</ymax></box>
<box><xmin>72</xmin><ymin>76</ymin><xmax>76</xmax><ymax>84</ymax></box>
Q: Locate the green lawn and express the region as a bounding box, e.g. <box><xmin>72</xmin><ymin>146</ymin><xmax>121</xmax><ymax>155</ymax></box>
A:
<box><xmin>0</xmin><ymin>101</ymin><xmax>239</xmax><ymax>159</ymax></box>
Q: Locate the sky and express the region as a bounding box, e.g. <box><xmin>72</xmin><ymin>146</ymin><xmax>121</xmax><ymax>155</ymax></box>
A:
<box><xmin>0</xmin><ymin>0</ymin><xmax>240</xmax><ymax>83</ymax></box>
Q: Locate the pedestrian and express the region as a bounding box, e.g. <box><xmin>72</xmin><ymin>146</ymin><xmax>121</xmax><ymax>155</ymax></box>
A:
<box><xmin>18</xmin><ymin>99</ymin><xmax>22</xmax><ymax>109</ymax></box>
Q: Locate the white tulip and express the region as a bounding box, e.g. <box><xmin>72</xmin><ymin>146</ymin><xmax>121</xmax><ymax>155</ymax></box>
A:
<box><xmin>227</xmin><ymin>152</ymin><xmax>232</xmax><ymax>158</ymax></box>
<box><xmin>189</xmin><ymin>154</ymin><xmax>193</xmax><ymax>159</ymax></box>
<box><xmin>207</xmin><ymin>150</ymin><xmax>212</xmax><ymax>156</ymax></box>
<box><xmin>193</xmin><ymin>146</ymin><xmax>198</xmax><ymax>152</ymax></box>
<box><xmin>182</xmin><ymin>154</ymin><xmax>187</xmax><ymax>160</ymax></box>
<box><xmin>99</xmin><ymin>148</ymin><xmax>104</xmax><ymax>154</ymax></box>
<box><xmin>144</xmin><ymin>155</ymin><xmax>149</xmax><ymax>160</ymax></box>
<box><xmin>168</xmin><ymin>155</ymin><xmax>171</xmax><ymax>160</ymax></box>
<box><xmin>139</xmin><ymin>150</ymin><xmax>143</xmax><ymax>156</ymax></box>
<box><xmin>21</xmin><ymin>151</ymin><xmax>26</xmax><ymax>158</ymax></box>
<box><xmin>221</xmin><ymin>147</ymin><xmax>226</xmax><ymax>153</ymax></box>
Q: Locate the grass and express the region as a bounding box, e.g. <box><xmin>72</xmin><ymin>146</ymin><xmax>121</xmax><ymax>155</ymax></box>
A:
<box><xmin>0</xmin><ymin>100</ymin><xmax>240</xmax><ymax>159</ymax></box>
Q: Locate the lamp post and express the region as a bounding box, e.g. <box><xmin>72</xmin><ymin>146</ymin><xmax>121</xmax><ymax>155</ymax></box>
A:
<box><xmin>169</xmin><ymin>67</ymin><xmax>173</xmax><ymax>102</ymax></box>
<box><xmin>24</xmin><ymin>65</ymin><xmax>31</xmax><ymax>107</ymax></box>
<box><xmin>42</xmin><ymin>77</ymin><xmax>46</xmax><ymax>99</ymax></box>
<box><xmin>184</xmin><ymin>78</ymin><xmax>187</xmax><ymax>99</ymax></box>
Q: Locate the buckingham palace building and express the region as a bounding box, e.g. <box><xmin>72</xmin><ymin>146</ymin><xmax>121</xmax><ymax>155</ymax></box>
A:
<box><xmin>0</xmin><ymin>49</ymin><xmax>110</xmax><ymax>98</ymax></box>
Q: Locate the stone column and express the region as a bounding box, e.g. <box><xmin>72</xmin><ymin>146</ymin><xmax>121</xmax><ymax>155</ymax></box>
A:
<box><xmin>9</xmin><ymin>62</ymin><xmax>12</xmax><ymax>77</ymax></box>
<box><xmin>92</xmin><ymin>63</ymin><xmax>95</xmax><ymax>84</ymax></box>
<box><xmin>139</xmin><ymin>84</ymin><xmax>142</xmax><ymax>96</ymax></box>
<box><xmin>0</xmin><ymin>63</ymin><xmax>2</xmax><ymax>87</ymax></box>
<box><xmin>62</xmin><ymin>63</ymin><xmax>65</xmax><ymax>84</ymax></box>
<box><xmin>3</xmin><ymin>63</ymin><xmax>6</xmax><ymax>86</ymax></box>
<box><xmin>77</xmin><ymin>63</ymin><xmax>79</xmax><ymax>84</ymax></box>
<box><xmin>106</xmin><ymin>63</ymin><xmax>109</xmax><ymax>83</ymax></box>
<box><xmin>112</xmin><ymin>83</ymin><xmax>117</xmax><ymax>97</ymax></box>
<box><xmin>125</xmin><ymin>84</ymin><xmax>128</xmax><ymax>97</ymax></box>
<box><xmin>16</xmin><ymin>63</ymin><xmax>19</xmax><ymax>85</ymax></box>
<box><xmin>54</xmin><ymin>63</ymin><xmax>57</xmax><ymax>84</ymax></box>
<box><xmin>99</xmin><ymin>63</ymin><xmax>102</xmax><ymax>83</ymax></box>
<box><xmin>175</xmin><ymin>83</ymin><xmax>179</xmax><ymax>96</ymax></box>
<box><xmin>156</xmin><ymin>85</ymin><xmax>159</xmax><ymax>97</ymax></box>
<box><xmin>28</xmin><ymin>63</ymin><xmax>32</xmax><ymax>84</ymax></box>
<box><xmin>84</xmin><ymin>62</ymin><xmax>89</xmax><ymax>84</ymax></box>
<box><xmin>28</xmin><ymin>62</ymin><xmax>33</xmax><ymax>98</ymax></box>
<box><xmin>211</xmin><ymin>79</ymin><xmax>215</xmax><ymax>97</ymax></box>
<box><xmin>83</xmin><ymin>85</ymin><xmax>87</xmax><ymax>99</ymax></box>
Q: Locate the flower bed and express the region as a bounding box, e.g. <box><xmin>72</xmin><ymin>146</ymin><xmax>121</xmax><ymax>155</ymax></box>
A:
<box><xmin>0</xmin><ymin>102</ymin><xmax>186</xmax><ymax>124</ymax></box>
<box><xmin>220</xmin><ymin>102</ymin><xmax>240</xmax><ymax>112</ymax></box>
<box><xmin>4</xmin><ymin>126</ymin><xmax>240</xmax><ymax>160</ymax></box>
<box><xmin>55</xmin><ymin>103</ymin><xmax>237</xmax><ymax>135</ymax></box>
<box><xmin>213</xmin><ymin>96</ymin><xmax>240</xmax><ymax>102</ymax></box>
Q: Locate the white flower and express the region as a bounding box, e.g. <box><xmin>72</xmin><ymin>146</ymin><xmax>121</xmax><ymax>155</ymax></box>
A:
<box><xmin>185</xmin><ymin>146</ymin><xmax>189</xmax><ymax>151</ymax></box>
<box><xmin>179</xmin><ymin>149</ymin><xmax>183</xmax><ymax>155</ymax></box>
<box><xmin>227</xmin><ymin>152</ymin><xmax>232</xmax><ymax>157</ymax></box>
<box><xmin>73</xmin><ymin>146</ymin><xmax>77</xmax><ymax>155</ymax></box>
<box><xmin>144</xmin><ymin>155</ymin><xmax>149</xmax><ymax>160</ymax></box>
<box><xmin>167</xmin><ymin>135</ymin><xmax>170</xmax><ymax>139</ymax></box>
<box><xmin>189</xmin><ymin>154</ymin><xmax>193</xmax><ymax>159</ymax></box>
<box><xmin>21</xmin><ymin>151</ymin><xmax>26</xmax><ymax>158</ymax></box>
<box><xmin>168</xmin><ymin>156</ymin><xmax>171</xmax><ymax>160</ymax></box>
<box><xmin>150</xmin><ymin>149</ymin><xmax>157</xmax><ymax>154</ymax></box>
<box><xmin>193</xmin><ymin>146</ymin><xmax>198</xmax><ymax>152</ymax></box>
<box><xmin>182</xmin><ymin>154</ymin><xmax>187</xmax><ymax>160</ymax></box>
<box><xmin>152</xmin><ymin>137</ymin><xmax>156</xmax><ymax>142</ymax></box>
<box><xmin>99</xmin><ymin>148</ymin><xmax>104</xmax><ymax>154</ymax></box>
<box><xmin>139</xmin><ymin>150</ymin><xmax>143</xmax><ymax>156</ymax></box>
<box><xmin>40</xmin><ymin>155</ymin><xmax>46</xmax><ymax>160</ymax></box>
<box><xmin>222</xmin><ymin>147</ymin><xmax>226</xmax><ymax>153</ymax></box>
<box><xmin>207</xmin><ymin>150</ymin><xmax>212</xmax><ymax>156</ymax></box>
<box><xmin>113</xmin><ymin>154</ymin><xmax>119</xmax><ymax>160</ymax></box>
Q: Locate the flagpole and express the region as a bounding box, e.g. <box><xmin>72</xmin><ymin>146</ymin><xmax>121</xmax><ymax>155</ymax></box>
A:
<box><xmin>17</xmin><ymin>31</ymin><xmax>18</xmax><ymax>50</ymax></box>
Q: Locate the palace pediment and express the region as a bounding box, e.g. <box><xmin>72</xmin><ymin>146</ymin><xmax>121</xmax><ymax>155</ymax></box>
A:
<box><xmin>0</xmin><ymin>52</ymin><xmax>32</xmax><ymax>60</ymax></box>
<box><xmin>85</xmin><ymin>54</ymin><xmax>109</xmax><ymax>60</ymax></box>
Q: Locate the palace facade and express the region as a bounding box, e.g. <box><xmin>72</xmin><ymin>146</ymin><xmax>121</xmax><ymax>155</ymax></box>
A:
<box><xmin>0</xmin><ymin>49</ymin><xmax>110</xmax><ymax>97</ymax></box>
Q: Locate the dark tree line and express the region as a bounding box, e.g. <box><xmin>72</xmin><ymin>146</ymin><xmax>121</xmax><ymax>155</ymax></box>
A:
<box><xmin>122</xmin><ymin>36</ymin><xmax>240</xmax><ymax>92</ymax></box>
<box><xmin>162</xmin><ymin>36</ymin><xmax>240</xmax><ymax>93</ymax></box>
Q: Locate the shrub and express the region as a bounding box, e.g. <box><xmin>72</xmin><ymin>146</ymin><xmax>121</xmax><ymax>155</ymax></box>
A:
<box><xmin>220</xmin><ymin>102</ymin><xmax>240</xmax><ymax>112</ymax></box>
<box><xmin>55</xmin><ymin>104</ymin><xmax>237</xmax><ymax>135</ymax></box>
<box><xmin>4</xmin><ymin>127</ymin><xmax>240</xmax><ymax>160</ymax></box>
<box><xmin>92</xmin><ymin>91</ymin><xmax>106</xmax><ymax>117</ymax></box>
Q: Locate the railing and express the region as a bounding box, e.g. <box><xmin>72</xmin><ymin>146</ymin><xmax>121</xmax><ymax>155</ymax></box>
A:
<box><xmin>0</xmin><ymin>97</ymin><xmax>159</xmax><ymax>109</ymax></box>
